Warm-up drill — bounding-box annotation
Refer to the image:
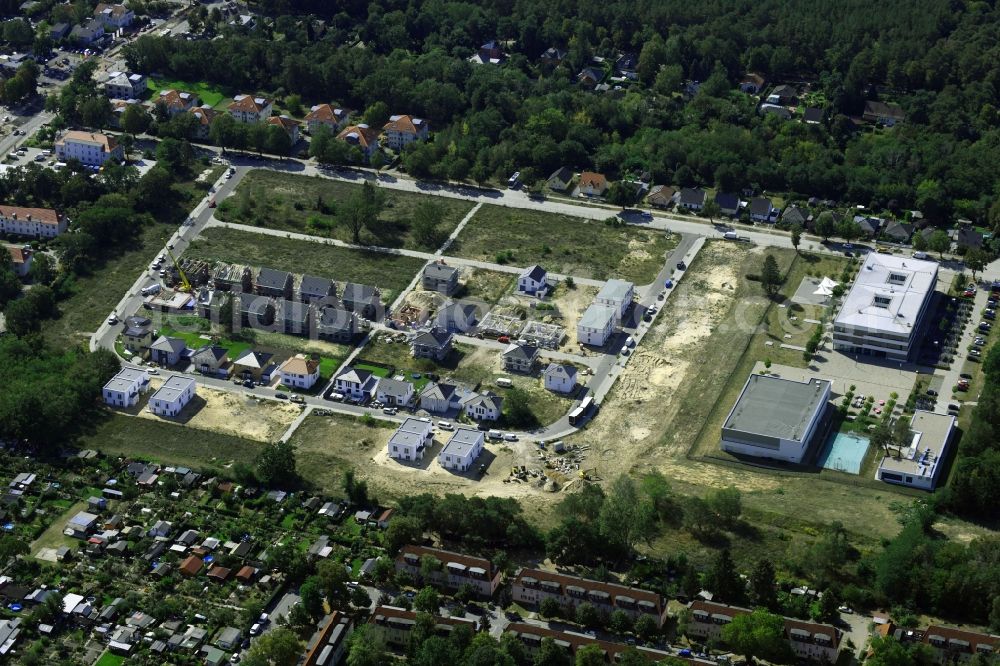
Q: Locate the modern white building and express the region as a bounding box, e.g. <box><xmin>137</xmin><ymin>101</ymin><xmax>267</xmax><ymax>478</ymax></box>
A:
<box><xmin>388</xmin><ymin>418</ymin><xmax>434</xmax><ymax>462</ymax></box>
<box><xmin>577</xmin><ymin>304</ymin><xmax>616</xmax><ymax>347</ymax></box>
<box><xmin>463</xmin><ymin>393</ymin><xmax>503</xmax><ymax>421</ymax></box>
<box><xmin>518</xmin><ymin>265</ymin><xmax>548</xmax><ymax>295</ymax></box>
<box><xmin>55</xmin><ymin>131</ymin><xmax>124</xmax><ymax>166</ymax></box>
<box><xmin>543</xmin><ymin>363</ymin><xmax>578</xmax><ymax>394</ymax></box>
<box><xmin>148</xmin><ymin>375</ymin><xmax>196</xmax><ymax>417</ymax></box>
<box><xmin>833</xmin><ymin>253</ymin><xmax>938</xmax><ymax>362</ymax></box>
<box><xmin>333</xmin><ymin>367</ymin><xmax>379</xmax><ymax>402</ymax></box>
<box><xmin>277</xmin><ymin>355</ymin><xmax>320</xmax><ymax>390</ymax></box>
<box><xmin>721</xmin><ymin>374</ymin><xmax>831</xmax><ymax>464</ymax></box>
<box><xmin>376</xmin><ymin>378</ymin><xmax>415</xmax><ymax>407</ymax></box>
<box><xmin>439</xmin><ymin>428</ymin><xmax>484</xmax><ymax>472</ymax></box>
<box><xmin>0</xmin><ymin>205</ymin><xmax>66</xmax><ymax>238</ymax></box>
<box><xmin>595</xmin><ymin>279</ymin><xmax>634</xmax><ymax>321</ymax></box>
<box><xmin>102</xmin><ymin>367</ymin><xmax>150</xmax><ymax>408</ymax></box>
<box><xmin>103</xmin><ymin>71</ymin><xmax>146</xmax><ymax>99</ymax></box>
<box><xmin>876</xmin><ymin>410</ymin><xmax>955</xmax><ymax>491</ymax></box>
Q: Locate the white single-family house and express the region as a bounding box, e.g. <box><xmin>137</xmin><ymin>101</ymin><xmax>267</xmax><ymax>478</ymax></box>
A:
<box><xmin>333</xmin><ymin>367</ymin><xmax>379</xmax><ymax>402</ymax></box>
<box><xmin>543</xmin><ymin>364</ymin><xmax>578</xmax><ymax>394</ymax></box>
<box><xmin>464</xmin><ymin>393</ymin><xmax>503</xmax><ymax>422</ymax></box>
<box><xmin>518</xmin><ymin>265</ymin><xmax>548</xmax><ymax>296</ymax></box>
<box><xmin>278</xmin><ymin>355</ymin><xmax>321</xmax><ymax>390</ymax></box>
<box><xmin>376</xmin><ymin>378</ymin><xmax>415</xmax><ymax>407</ymax></box>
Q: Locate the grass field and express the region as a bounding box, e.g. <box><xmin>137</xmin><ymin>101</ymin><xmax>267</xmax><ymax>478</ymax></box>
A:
<box><xmin>95</xmin><ymin>652</ymin><xmax>126</xmax><ymax>666</ymax></box>
<box><xmin>77</xmin><ymin>414</ymin><xmax>265</xmax><ymax>470</ymax></box>
<box><xmin>216</xmin><ymin>171</ymin><xmax>475</xmax><ymax>250</ymax></box>
<box><xmin>186</xmin><ymin>226</ymin><xmax>426</xmax><ymax>302</ymax></box>
<box><xmin>147</xmin><ymin>78</ymin><xmax>226</xmax><ymax>108</ymax></box>
<box><xmin>452</xmin><ymin>205</ymin><xmax>678</xmax><ymax>283</ymax></box>
<box><xmin>290</xmin><ymin>413</ymin><xmax>396</xmax><ymax>495</ymax></box>
<box><xmin>30</xmin><ymin>500</ymin><xmax>85</xmax><ymax>557</ymax></box>
<box><xmin>45</xmin><ymin>222</ymin><xmax>173</xmax><ymax>348</ymax></box>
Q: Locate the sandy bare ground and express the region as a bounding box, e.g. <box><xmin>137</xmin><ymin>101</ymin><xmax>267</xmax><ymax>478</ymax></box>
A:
<box><xmin>139</xmin><ymin>378</ymin><xmax>300</xmax><ymax>442</ymax></box>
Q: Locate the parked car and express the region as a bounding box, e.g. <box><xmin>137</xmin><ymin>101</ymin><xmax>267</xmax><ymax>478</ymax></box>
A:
<box><xmin>382</xmin><ymin>407</ymin><xmax>397</xmax><ymax>415</ymax></box>
<box><xmin>290</xmin><ymin>395</ymin><xmax>305</xmax><ymax>404</ymax></box>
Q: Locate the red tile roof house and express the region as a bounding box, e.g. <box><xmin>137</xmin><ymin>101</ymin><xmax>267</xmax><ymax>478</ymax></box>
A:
<box><xmin>686</xmin><ymin>601</ymin><xmax>842</xmax><ymax>663</ymax></box>
<box><xmin>336</xmin><ymin>124</ymin><xmax>381</xmax><ymax>162</ymax></box>
<box><xmin>395</xmin><ymin>545</ymin><xmax>502</xmax><ymax>598</ymax></box>
<box><xmin>577</xmin><ymin>171</ymin><xmax>608</xmax><ymax>198</ymax></box>
<box><xmin>6</xmin><ymin>246</ymin><xmax>32</xmax><ymax>278</ymax></box>
<box><xmin>156</xmin><ymin>89</ymin><xmax>200</xmax><ymax>117</ymax></box>
<box><xmin>381</xmin><ymin>114</ymin><xmax>429</xmax><ymax>151</ymax></box>
<box><xmin>179</xmin><ymin>555</ymin><xmax>204</xmax><ymax>577</ymax></box>
<box><xmin>189</xmin><ymin>105</ymin><xmax>220</xmax><ymax>140</ymax></box>
<box><xmin>268</xmin><ymin>115</ymin><xmax>300</xmax><ymax>144</ymax></box>
<box><xmin>227</xmin><ymin>94</ymin><xmax>273</xmax><ymax>123</ymax></box>
<box><xmin>0</xmin><ymin>205</ymin><xmax>67</xmax><ymax>238</ymax></box>
<box><xmin>510</xmin><ymin>567</ymin><xmax>669</xmax><ymax>627</ymax></box>
<box><xmin>305</xmin><ymin>103</ymin><xmax>350</xmax><ymax>135</ymax></box>
<box><xmin>921</xmin><ymin>625</ymin><xmax>1000</xmax><ymax>665</ymax></box>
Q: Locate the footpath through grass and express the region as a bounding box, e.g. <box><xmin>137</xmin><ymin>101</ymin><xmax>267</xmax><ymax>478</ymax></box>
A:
<box><xmin>452</xmin><ymin>204</ymin><xmax>678</xmax><ymax>283</ymax></box>
<box><xmin>78</xmin><ymin>414</ymin><xmax>265</xmax><ymax>470</ymax></box>
<box><xmin>217</xmin><ymin>171</ymin><xmax>475</xmax><ymax>250</ymax></box>
<box><xmin>187</xmin><ymin>226</ymin><xmax>426</xmax><ymax>302</ymax></box>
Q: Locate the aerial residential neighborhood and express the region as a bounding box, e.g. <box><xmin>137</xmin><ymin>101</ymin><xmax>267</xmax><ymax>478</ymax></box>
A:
<box><xmin>0</xmin><ymin>0</ymin><xmax>999</xmax><ymax>665</ymax></box>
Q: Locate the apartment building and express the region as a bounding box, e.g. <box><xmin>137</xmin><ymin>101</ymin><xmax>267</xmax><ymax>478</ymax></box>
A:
<box><xmin>395</xmin><ymin>545</ymin><xmax>502</xmax><ymax>597</ymax></box>
<box><xmin>102</xmin><ymin>367</ymin><xmax>150</xmax><ymax>408</ymax></box>
<box><xmin>369</xmin><ymin>605</ymin><xmax>477</xmax><ymax>647</ymax></box>
<box><xmin>510</xmin><ymin>568</ymin><xmax>668</xmax><ymax>627</ymax></box>
<box><xmin>148</xmin><ymin>375</ymin><xmax>196</xmax><ymax>417</ymax></box>
<box><xmin>0</xmin><ymin>205</ymin><xmax>66</xmax><ymax>238</ymax></box>
<box><xmin>55</xmin><ymin>131</ymin><xmax>124</xmax><ymax>166</ymax></box>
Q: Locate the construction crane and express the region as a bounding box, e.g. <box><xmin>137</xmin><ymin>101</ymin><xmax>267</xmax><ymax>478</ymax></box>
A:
<box><xmin>166</xmin><ymin>248</ymin><xmax>192</xmax><ymax>292</ymax></box>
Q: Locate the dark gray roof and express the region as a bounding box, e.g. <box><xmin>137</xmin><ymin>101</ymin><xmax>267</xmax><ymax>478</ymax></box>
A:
<box><xmin>782</xmin><ymin>207</ymin><xmax>808</xmax><ymax>226</ymax></box>
<box><xmin>150</xmin><ymin>336</ymin><xmax>186</xmax><ymax>354</ymax></box>
<box><xmin>802</xmin><ymin>107</ymin><xmax>824</xmax><ymax>123</ymax></box>
<box><xmin>882</xmin><ymin>220</ymin><xmax>914</xmax><ymax>241</ymax></box>
<box><xmin>421</xmin><ymin>382</ymin><xmax>456</xmax><ymax>401</ymax></box>
<box><xmin>299</xmin><ymin>274</ymin><xmax>333</xmax><ymax>296</ymax></box>
<box><xmin>520</xmin><ymin>265</ymin><xmax>547</xmax><ymax>282</ymax></box>
<box><xmin>336</xmin><ymin>366</ymin><xmax>373</xmax><ymax>384</ymax></box>
<box><xmin>544</xmin><ymin>363</ymin><xmax>578</xmax><ymax>381</ymax></box>
<box><xmin>761</xmin><ymin>105</ymin><xmax>792</xmax><ymax>119</ymax></box>
<box><xmin>192</xmin><ymin>345</ymin><xmax>228</xmax><ymax>363</ymax></box>
<box><xmin>256</xmin><ymin>267</ymin><xmax>292</xmax><ymax>290</ymax></box>
<box><xmin>503</xmin><ymin>343</ymin><xmax>539</xmax><ymax>361</ymax></box>
<box><xmin>957</xmin><ymin>227</ymin><xmax>984</xmax><ymax>249</ymax></box>
<box><xmin>714</xmin><ymin>192</ymin><xmax>740</xmax><ymax>210</ymax></box>
<box><xmin>679</xmin><ymin>188</ymin><xmax>705</xmax><ymax>206</ymax></box>
<box><xmin>277</xmin><ymin>298</ymin><xmax>310</xmax><ymax>323</ymax></box>
<box><xmin>239</xmin><ymin>294</ymin><xmax>272</xmax><ymax>314</ymax></box>
<box><xmin>548</xmin><ymin>167</ymin><xmax>573</xmax><ymax>185</ymax></box>
<box><xmin>343</xmin><ymin>282</ymin><xmax>377</xmax><ymax>304</ymax></box>
<box><xmin>749</xmin><ymin>198</ymin><xmax>773</xmax><ymax>215</ymax></box>
<box><xmin>412</xmin><ymin>327</ymin><xmax>453</xmax><ymax>349</ymax></box>
<box><xmin>233</xmin><ymin>349</ymin><xmax>273</xmax><ymax>368</ymax></box>
<box><xmin>424</xmin><ymin>263</ymin><xmax>458</xmax><ymax>280</ymax></box>
<box><xmin>317</xmin><ymin>304</ymin><xmax>354</xmax><ymax>329</ymax></box>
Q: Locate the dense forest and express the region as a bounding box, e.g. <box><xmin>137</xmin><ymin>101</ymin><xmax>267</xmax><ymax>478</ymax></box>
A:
<box><xmin>120</xmin><ymin>0</ymin><xmax>1000</xmax><ymax>226</ymax></box>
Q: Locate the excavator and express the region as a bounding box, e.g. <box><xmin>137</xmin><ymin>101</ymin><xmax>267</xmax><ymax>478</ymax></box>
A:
<box><xmin>166</xmin><ymin>249</ymin><xmax>192</xmax><ymax>292</ymax></box>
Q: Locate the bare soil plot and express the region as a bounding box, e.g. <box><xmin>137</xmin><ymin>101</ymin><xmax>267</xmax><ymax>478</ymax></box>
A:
<box><xmin>137</xmin><ymin>378</ymin><xmax>300</xmax><ymax>442</ymax></box>
<box><xmin>451</xmin><ymin>205</ymin><xmax>677</xmax><ymax>283</ymax></box>
<box><xmin>216</xmin><ymin>170</ymin><xmax>474</xmax><ymax>250</ymax></box>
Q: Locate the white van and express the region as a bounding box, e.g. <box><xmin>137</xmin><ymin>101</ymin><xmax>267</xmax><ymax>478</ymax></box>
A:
<box><xmin>495</xmin><ymin>377</ymin><xmax>513</xmax><ymax>388</ymax></box>
<box><xmin>487</xmin><ymin>430</ymin><xmax>503</xmax><ymax>441</ymax></box>
<box><xmin>437</xmin><ymin>421</ymin><xmax>454</xmax><ymax>431</ymax></box>
<box><xmin>140</xmin><ymin>284</ymin><xmax>161</xmax><ymax>296</ymax></box>
<box><xmin>913</xmin><ymin>251</ymin><xmax>929</xmax><ymax>260</ymax></box>
<box><xmin>723</xmin><ymin>231</ymin><xmax>739</xmax><ymax>240</ymax></box>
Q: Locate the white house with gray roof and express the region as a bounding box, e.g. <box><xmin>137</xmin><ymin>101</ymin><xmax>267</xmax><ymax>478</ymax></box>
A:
<box><xmin>388</xmin><ymin>418</ymin><xmax>433</xmax><ymax>462</ymax></box>
<box><xmin>577</xmin><ymin>304</ymin><xmax>616</xmax><ymax>346</ymax></box>
<box><xmin>876</xmin><ymin>410</ymin><xmax>954</xmax><ymax>491</ymax></box>
<box><xmin>464</xmin><ymin>393</ymin><xmax>503</xmax><ymax>422</ymax></box>
<box><xmin>103</xmin><ymin>367</ymin><xmax>150</xmax><ymax>408</ymax></box>
<box><xmin>439</xmin><ymin>428</ymin><xmax>484</xmax><ymax>472</ymax></box>
<box><xmin>377</xmin><ymin>378</ymin><xmax>415</xmax><ymax>407</ymax></box>
<box><xmin>502</xmin><ymin>343</ymin><xmax>539</xmax><ymax>373</ymax></box>
<box><xmin>298</xmin><ymin>274</ymin><xmax>335</xmax><ymax>303</ymax></box>
<box><xmin>422</xmin><ymin>262</ymin><xmax>459</xmax><ymax>295</ymax></box>
<box><xmin>721</xmin><ymin>374</ymin><xmax>830</xmax><ymax>463</ymax></box>
<box><xmin>543</xmin><ymin>363</ymin><xmax>578</xmax><ymax>394</ymax></box>
<box><xmin>149</xmin><ymin>375</ymin><xmax>196</xmax><ymax>417</ymax></box>
<box><xmin>411</xmin><ymin>327</ymin><xmax>453</xmax><ymax>361</ymax></box>
<box><xmin>518</xmin><ymin>265</ymin><xmax>548</xmax><ymax>296</ymax></box>
<box><xmin>334</xmin><ymin>367</ymin><xmax>379</xmax><ymax>401</ymax></box>
<box><xmin>149</xmin><ymin>336</ymin><xmax>187</xmax><ymax>366</ymax></box>
<box><xmin>595</xmin><ymin>279</ymin><xmax>634</xmax><ymax>321</ymax></box>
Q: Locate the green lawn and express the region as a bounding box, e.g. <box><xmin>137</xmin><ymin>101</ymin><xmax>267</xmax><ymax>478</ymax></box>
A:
<box><xmin>186</xmin><ymin>226</ymin><xmax>426</xmax><ymax>303</ymax></box>
<box><xmin>45</xmin><ymin>222</ymin><xmax>173</xmax><ymax>348</ymax></box>
<box><xmin>95</xmin><ymin>652</ymin><xmax>126</xmax><ymax>666</ymax></box>
<box><xmin>216</xmin><ymin>171</ymin><xmax>475</xmax><ymax>250</ymax></box>
<box><xmin>147</xmin><ymin>78</ymin><xmax>226</xmax><ymax>108</ymax></box>
<box><xmin>452</xmin><ymin>204</ymin><xmax>679</xmax><ymax>283</ymax></box>
<box><xmin>77</xmin><ymin>414</ymin><xmax>265</xmax><ymax>471</ymax></box>
<box><xmin>30</xmin><ymin>500</ymin><xmax>85</xmax><ymax>557</ymax></box>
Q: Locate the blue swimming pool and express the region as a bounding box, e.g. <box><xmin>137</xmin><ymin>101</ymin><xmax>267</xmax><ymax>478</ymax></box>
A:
<box><xmin>818</xmin><ymin>431</ymin><xmax>869</xmax><ymax>474</ymax></box>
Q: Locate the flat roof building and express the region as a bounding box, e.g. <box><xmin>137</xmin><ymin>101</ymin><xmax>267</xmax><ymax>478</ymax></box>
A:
<box><xmin>876</xmin><ymin>411</ymin><xmax>955</xmax><ymax>491</ymax></box>
<box><xmin>387</xmin><ymin>418</ymin><xmax>433</xmax><ymax>462</ymax></box>
<box><xmin>438</xmin><ymin>428</ymin><xmax>484</xmax><ymax>472</ymax></box>
<box><xmin>721</xmin><ymin>374</ymin><xmax>831</xmax><ymax>464</ymax></box>
<box><xmin>833</xmin><ymin>253</ymin><xmax>938</xmax><ymax>362</ymax></box>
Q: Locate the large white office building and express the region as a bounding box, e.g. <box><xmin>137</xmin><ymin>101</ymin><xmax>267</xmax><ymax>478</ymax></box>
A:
<box><xmin>832</xmin><ymin>253</ymin><xmax>938</xmax><ymax>362</ymax></box>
